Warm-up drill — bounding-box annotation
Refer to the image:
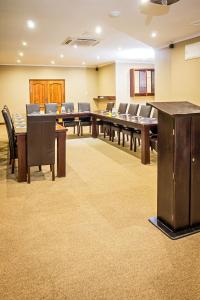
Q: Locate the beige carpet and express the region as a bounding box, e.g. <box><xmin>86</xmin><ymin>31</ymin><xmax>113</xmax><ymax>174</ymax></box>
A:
<box><xmin>0</xmin><ymin>125</ymin><xmax>200</xmax><ymax>300</ymax></box>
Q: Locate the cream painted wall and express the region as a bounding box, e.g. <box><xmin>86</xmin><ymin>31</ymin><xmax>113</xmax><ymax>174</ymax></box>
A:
<box><xmin>0</xmin><ymin>65</ymin><xmax>98</xmax><ymax>121</ymax></box>
<box><xmin>115</xmin><ymin>62</ymin><xmax>155</xmax><ymax>106</ymax></box>
<box><xmin>95</xmin><ymin>64</ymin><xmax>116</xmax><ymax>110</ymax></box>
<box><xmin>155</xmin><ymin>36</ymin><xmax>200</xmax><ymax>104</ymax></box>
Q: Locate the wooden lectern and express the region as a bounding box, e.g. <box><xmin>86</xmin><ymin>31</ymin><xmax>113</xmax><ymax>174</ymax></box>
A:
<box><xmin>148</xmin><ymin>101</ymin><xmax>200</xmax><ymax>239</ymax></box>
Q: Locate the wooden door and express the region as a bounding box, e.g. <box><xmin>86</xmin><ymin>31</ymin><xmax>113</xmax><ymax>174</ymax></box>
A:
<box><xmin>29</xmin><ymin>80</ymin><xmax>48</xmax><ymax>105</ymax></box>
<box><xmin>29</xmin><ymin>80</ymin><xmax>65</xmax><ymax>106</ymax></box>
<box><xmin>47</xmin><ymin>80</ymin><xmax>65</xmax><ymax>104</ymax></box>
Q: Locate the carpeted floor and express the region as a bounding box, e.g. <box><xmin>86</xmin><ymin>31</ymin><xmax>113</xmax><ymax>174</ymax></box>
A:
<box><xmin>0</xmin><ymin>125</ymin><xmax>200</xmax><ymax>300</ymax></box>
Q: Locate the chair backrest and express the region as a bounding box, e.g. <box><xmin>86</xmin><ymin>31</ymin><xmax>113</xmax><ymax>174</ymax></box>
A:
<box><xmin>27</xmin><ymin>115</ymin><xmax>56</xmax><ymax>166</ymax></box>
<box><xmin>106</xmin><ymin>102</ymin><xmax>115</xmax><ymax>112</ymax></box>
<box><xmin>78</xmin><ymin>102</ymin><xmax>90</xmax><ymax>112</ymax></box>
<box><xmin>118</xmin><ymin>103</ymin><xmax>128</xmax><ymax>114</ymax></box>
<box><xmin>128</xmin><ymin>104</ymin><xmax>139</xmax><ymax>116</ymax></box>
<box><xmin>61</xmin><ymin>102</ymin><xmax>74</xmax><ymax>113</ymax></box>
<box><xmin>78</xmin><ymin>103</ymin><xmax>91</xmax><ymax>122</ymax></box>
<box><xmin>139</xmin><ymin>105</ymin><xmax>151</xmax><ymax>118</ymax></box>
<box><xmin>152</xmin><ymin>108</ymin><xmax>158</xmax><ymax>119</ymax></box>
<box><xmin>45</xmin><ymin>103</ymin><xmax>58</xmax><ymax>114</ymax></box>
<box><xmin>4</xmin><ymin>105</ymin><xmax>14</xmax><ymax>129</ymax></box>
<box><xmin>26</xmin><ymin>104</ymin><xmax>40</xmax><ymax>115</ymax></box>
<box><xmin>2</xmin><ymin>109</ymin><xmax>16</xmax><ymax>159</ymax></box>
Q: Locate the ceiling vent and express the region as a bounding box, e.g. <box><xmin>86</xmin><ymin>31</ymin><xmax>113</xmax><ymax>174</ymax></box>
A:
<box><xmin>63</xmin><ymin>36</ymin><xmax>100</xmax><ymax>47</ymax></box>
<box><xmin>150</xmin><ymin>0</ymin><xmax>180</xmax><ymax>5</ymax></box>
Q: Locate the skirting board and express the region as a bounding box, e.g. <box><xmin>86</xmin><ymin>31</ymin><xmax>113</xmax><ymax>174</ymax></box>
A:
<box><xmin>149</xmin><ymin>216</ymin><xmax>200</xmax><ymax>240</ymax></box>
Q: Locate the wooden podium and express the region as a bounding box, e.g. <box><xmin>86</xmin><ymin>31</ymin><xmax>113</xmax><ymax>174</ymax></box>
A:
<box><xmin>148</xmin><ymin>102</ymin><xmax>200</xmax><ymax>239</ymax></box>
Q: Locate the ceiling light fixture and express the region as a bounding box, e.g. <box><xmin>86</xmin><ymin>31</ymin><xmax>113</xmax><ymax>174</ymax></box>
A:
<box><xmin>27</xmin><ymin>20</ymin><xmax>35</xmax><ymax>29</ymax></box>
<box><xmin>110</xmin><ymin>10</ymin><xmax>121</xmax><ymax>17</ymax></box>
<box><xmin>82</xmin><ymin>61</ymin><xmax>86</xmax><ymax>65</ymax></box>
<box><xmin>151</xmin><ymin>31</ymin><xmax>157</xmax><ymax>38</ymax></box>
<box><xmin>50</xmin><ymin>60</ymin><xmax>55</xmax><ymax>64</ymax></box>
<box><xmin>97</xmin><ymin>55</ymin><xmax>100</xmax><ymax>60</ymax></box>
<box><xmin>141</xmin><ymin>0</ymin><xmax>150</xmax><ymax>4</ymax></box>
<box><xmin>22</xmin><ymin>41</ymin><xmax>27</xmax><ymax>46</ymax></box>
<box><xmin>118</xmin><ymin>47</ymin><xmax>122</xmax><ymax>51</ymax></box>
<box><xmin>150</xmin><ymin>0</ymin><xmax>180</xmax><ymax>5</ymax></box>
<box><xmin>19</xmin><ymin>52</ymin><xmax>24</xmax><ymax>57</ymax></box>
<box><xmin>60</xmin><ymin>54</ymin><xmax>64</xmax><ymax>58</ymax></box>
<box><xmin>16</xmin><ymin>59</ymin><xmax>21</xmax><ymax>63</ymax></box>
<box><xmin>73</xmin><ymin>44</ymin><xmax>78</xmax><ymax>49</ymax></box>
<box><xmin>95</xmin><ymin>26</ymin><xmax>102</xmax><ymax>34</ymax></box>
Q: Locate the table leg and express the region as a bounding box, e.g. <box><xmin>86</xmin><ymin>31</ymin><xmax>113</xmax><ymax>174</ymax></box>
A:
<box><xmin>57</xmin><ymin>131</ymin><xmax>66</xmax><ymax>177</ymax></box>
<box><xmin>17</xmin><ymin>134</ymin><xmax>27</xmax><ymax>182</ymax></box>
<box><xmin>92</xmin><ymin>116</ymin><xmax>98</xmax><ymax>138</ymax></box>
<box><xmin>141</xmin><ymin>126</ymin><xmax>150</xmax><ymax>164</ymax></box>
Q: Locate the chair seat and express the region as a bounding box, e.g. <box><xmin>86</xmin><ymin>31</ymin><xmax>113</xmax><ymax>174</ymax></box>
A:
<box><xmin>121</xmin><ymin>128</ymin><xmax>133</xmax><ymax>135</ymax></box>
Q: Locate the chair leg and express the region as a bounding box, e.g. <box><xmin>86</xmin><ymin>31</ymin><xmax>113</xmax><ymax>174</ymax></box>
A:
<box><xmin>122</xmin><ymin>133</ymin><xmax>125</xmax><ymax>147</ymax></box>
<box><xmin>138</xmin><ymin>138</ymin><xmax>140</xmax><ymax>146</ymax></box>
<box><xmin>134</xmin><ymin>137</ymin><xmax>137</xmax><ymax>152</ymax></box>
<box><xmin>126</xmin><ymin>134</ymin><xmax>129</xmax><ymax>141</ymax></box>
<box><xmin>27</xmin><ymin>167</ymin><xmax>31</xmax><ymax>184</ymax></box>
<box><xmin>50</xmin><ymin>165</ymin><xmax>52</xmax><ymax>171</ymax></box>
<box><xmin>73</xmin><ymin>126</ymin><xmax>75</xmax><ymax>134</ymax></box>
<box><xmin>111</xmin><ymin>130</ymin><xmax>114</xmax><ymax>142</ymax></box>
<box><xmin>118</xmin><ymin>131</ymin><xmax>120</xmax><ymax>145</ymax></box>
<box><xmin>77</xmin><ymin>124</ymin><xmax>80</xmax><ymax>136</ymax></box>
<box><xmin>11</xmin><ymin>159</ymin><xmax>15</xmax><ymax>174</ymax></box>
<box><xmin>39</xmin><ymin>165</ymin><xmax>42</xmax><ymax>171</ymax></box>
<box><xmin>52</xmin><ymin>164</ymin><xmax>55</xmax><ymax>181</ymax></box>
<box><xmin>109</xmin><ymin>129</ymin><xmax>112</xmax><ymax>141</ymax></box>
<box><xmin>81</xmin><ymin>126</ymin><xmax>83</xmax><ymax>136</ymax></box>
<box><xmin>89</xmin><ymin>126</ymin><xmax>91</xmax><ymax>133</ymax></box>
<box><xmin>130</xmin><ymin>133</ymin><xmax>133</xmax><ymax>151</ymax></box>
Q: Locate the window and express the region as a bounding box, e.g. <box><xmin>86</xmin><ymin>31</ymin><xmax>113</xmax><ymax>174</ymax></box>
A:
<box><xmin>130</xmin><ymin>69</ymin><xmax>155</xmax><ymax>97</ymax></box>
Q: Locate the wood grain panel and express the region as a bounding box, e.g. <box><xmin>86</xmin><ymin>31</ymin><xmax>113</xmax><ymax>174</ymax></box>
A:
<box><xmin>29</xmin><ymin>80</ymin><xmax>47</xmax><ymax>105</ymax></box>
<box><xmin>190</xmin><ymin>115</ymin><xmax>200</xmax><ymax>226</ymax></box>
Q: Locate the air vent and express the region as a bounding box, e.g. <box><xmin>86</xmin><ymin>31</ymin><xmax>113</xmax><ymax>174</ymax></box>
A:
<box><xmin>63</xmin><ymin>37</ymin><xmax>100</xmax><ymax>47</ymax></box>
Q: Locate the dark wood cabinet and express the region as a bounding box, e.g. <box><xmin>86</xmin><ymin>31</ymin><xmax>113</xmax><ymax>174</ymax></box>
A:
<box><xmin>148</xmin><ymin>101</ymin><xmax>200</xmax><ymax>239</ymax></box>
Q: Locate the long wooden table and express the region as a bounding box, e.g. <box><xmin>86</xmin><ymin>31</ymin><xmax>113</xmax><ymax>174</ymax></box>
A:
<box><xmin>14</xmin><ymin>111</ymin><xmax>157</xmax><ymax>182</ymax></box>
<box><xmin>91</xmin><ymin>111</ymin><xmax>157</xmax><ymax>165</ymax></box>
<box><xmin>14</xmin><ymin>115</ymin><xmax>67</xmax><ymax>182</ymax></box>
<box><xmin>57</xmin><ymin>111</ymin><xmax>157</xmax><ymax>164</ymax></box>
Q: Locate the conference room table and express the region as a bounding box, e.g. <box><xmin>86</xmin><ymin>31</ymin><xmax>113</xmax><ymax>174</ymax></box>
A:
<box><xmin>14</xmin><ymin>114</ymin><xmax>67</xmax><ymax>182</ymax></box>
<box><xmin>57</xmin><ymin>110</ymin><xmax>158</xmax><ymax>165</ymax></box>
<box><xmin>14</xmin><ymin>111</ymin><xmax>157</xmax><ymax>182</ymax></box>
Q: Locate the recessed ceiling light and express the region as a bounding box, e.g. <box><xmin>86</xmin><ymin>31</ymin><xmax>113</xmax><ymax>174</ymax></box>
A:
<box><xmin>151</xmin><ymin>31</ymin><xmax>157</xmax><ymax>38</ymax></box>
<box><xmin>82</xmin><ymin>61</ymin><xmax>86</xmax><ymax>65</ymax></box>
<box><xmin>22</xmin><ymin>41</ymin><xmax>27</xmax><ymax>46</ymax></box>
<box><xmin>50</xmin><ymin>60</ymin><xmax>55</xmax><ymax>64</ymax></box>
<box><xmin>141</xmin><ymin>0</ymin><xmax>150</xmax><ymax>4</ymax></box>
<box><xmin>118</xmin><ymin>47</ymin><xmax>122</xmax><ymax>51</ymax></box>
<box><xmin>16</xmin><ymin>59</ymin><xmax>21</xmax><ymax>63</ymax></box>
<box><xmin>95</xmin><ymin>26</ymin><xmax>102</xmax><ymax>34</ymax></box>
<box><xmin>110</xmin><ymin>10</ymin><xmax>121</xmax><ymax>17</ymax></box>
<box><xmin>19</xmin><ymin>52</ymin><xmax>24</xmax><ymax>57</ymax></box>
<box><xmin>97</xmin><ymin>56</ymin><xmax>100</xmax><ymax>60</ymax></box>
<box><xmin>73</xmin><ymin>44</ymin><xmax>78</xmax><ymax>49</ymax></box>
<box><xmin>60</xmin><ymin>54</ymin><xmax>64</xmax><ymax>58</ymax></box>
<box><xmin>27</xmin><ymin>20</ymin><xmax>35</xmax><ymax>29</ymax></box>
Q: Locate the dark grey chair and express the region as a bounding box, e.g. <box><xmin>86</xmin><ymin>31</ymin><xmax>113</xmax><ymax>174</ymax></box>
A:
<box><xmin>133</xmin><ymin>104</ymin><xmax>152</xmax><ymax>152</ymax></box>
<box><xmin>2</xmin><ymin>109</ymin><xmax>17</xmax><ymax>173</ymax></box>
<box><xmin>118</xmin><ymin>103</ymin><xmax>128</xmax><ymax>114</ymax></box>
<box><xmin>106</xmin><ymin>102</ymin><xmax>115</xmax><ymax>112</ymax></box>
<box><xmin>27</xmin><ymin>115</ymin><xmax>56</xmax><ymax>183</ymax></box>
<box><xmin>111</xmin><ymin>103</ymin><xmax>129</xmax><ymax>145</ymax></box>
<box><xmin>121</xmin><ymin>104</ymin><xmax>139</xmax><ymax>150</ymax></box>
<box><xmin>45</xmin><ymin>103</ymin><xmax>58</xmax><ymax>114</ymax></box>
<box><xmin>3</xmin><ymin>105</ymin><xmax>14</xmax><ymax>129</ymax></box>
<box><xmin>78</xmin><ymin>102</ymin><xmax>91</xmax><ymax>136</ymax></box>
<box><xmin>61</xmin><ymin>103</ymin><xmax>78</xmax><ymax>134</ymax></box>
<box><xmin>26</xmin><ymin>104</ymin><xmax>40</xmax><ymax>115</ymax></box>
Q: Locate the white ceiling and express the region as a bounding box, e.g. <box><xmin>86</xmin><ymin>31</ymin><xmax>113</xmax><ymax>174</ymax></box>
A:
<box><xmin>0</xmin><ymin>0</ymin><xmax>199</xmax><ymax>67</ymax></box>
